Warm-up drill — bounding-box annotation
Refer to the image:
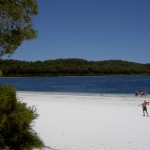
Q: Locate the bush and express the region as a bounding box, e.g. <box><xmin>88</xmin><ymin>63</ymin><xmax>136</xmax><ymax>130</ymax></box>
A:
<box><xmin>0</xmin><ymin>84</ymin><xmax>44</xmax><ymax>150</ymax></box>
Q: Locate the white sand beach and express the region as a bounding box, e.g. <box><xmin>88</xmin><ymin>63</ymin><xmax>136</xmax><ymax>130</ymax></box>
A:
<box><xmin>17</xmin><ymin>92</ymin><xmax>150</xmax><ymax>150</ymax></box>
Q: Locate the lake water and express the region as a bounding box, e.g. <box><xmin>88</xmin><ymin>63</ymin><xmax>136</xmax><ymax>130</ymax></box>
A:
<box><xmin>0</xmin><ymin>76</ymin><xmax>150</xmax><ymax>94</ymax></box>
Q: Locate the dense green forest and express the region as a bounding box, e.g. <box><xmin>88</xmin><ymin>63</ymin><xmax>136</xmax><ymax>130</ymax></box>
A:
<box><xmin>0</xmin><ymin>59</ymin><xmax>150</xmax><ymax>77</ymax></box>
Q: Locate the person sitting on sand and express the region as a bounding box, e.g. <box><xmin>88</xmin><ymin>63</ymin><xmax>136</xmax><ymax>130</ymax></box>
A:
<box><xmin>135</xmin><ymin>91</ymin><xmax>139</xmax><ymax>96</ymax></box>
<box><xmin>140</xmin><ymin>91</ymin><xmax>147</xmax><ymax>96</ymax></box>
<box><xmin>138</xmin><ymin>101</ymin><xmax>149</xmax><ymax>117</ymax></box>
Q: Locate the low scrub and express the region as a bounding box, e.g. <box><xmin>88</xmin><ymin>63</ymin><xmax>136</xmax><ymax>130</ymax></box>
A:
<box><xmin>0</xmin><ymin>84</ymin><xmax>44</xmax><ymax>150</ymax></box>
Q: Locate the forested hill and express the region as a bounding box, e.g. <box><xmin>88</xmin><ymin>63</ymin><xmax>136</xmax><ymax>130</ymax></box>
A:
<box><xmin>0</xmin><ymin>59</ymin><xmax>150</xmax><ymax>77</ymax></box>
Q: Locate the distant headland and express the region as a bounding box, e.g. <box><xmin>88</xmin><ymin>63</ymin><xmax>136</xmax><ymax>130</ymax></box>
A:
<box><xmin>0</xmin><ymin>59</ymin><xmax>150</xmax><ymax>77</ymax></box>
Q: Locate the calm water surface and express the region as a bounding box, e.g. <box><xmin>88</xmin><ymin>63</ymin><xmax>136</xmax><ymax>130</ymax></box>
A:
<box><xmin>0</xmin><ymin>76</ymin><xmax>150</xmax><ymax>94</ymax></box>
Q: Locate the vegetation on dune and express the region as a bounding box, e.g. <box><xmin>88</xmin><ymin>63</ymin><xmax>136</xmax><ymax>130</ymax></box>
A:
<box><xmin>0</xmin><ymin>84</ymin><xmax>44</xmax><ymax>150</ymax></box>
<box><xmin>0</xmin><ymin>59</ymin><xmax>150</xmax><ymax>77</ymax></box>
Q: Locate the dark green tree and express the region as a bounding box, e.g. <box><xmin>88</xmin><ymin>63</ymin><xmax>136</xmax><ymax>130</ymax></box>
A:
<box><xmin>0</xmin><ymin>0</ymin><xmax>38</xmax><ymax>57</ymax></box>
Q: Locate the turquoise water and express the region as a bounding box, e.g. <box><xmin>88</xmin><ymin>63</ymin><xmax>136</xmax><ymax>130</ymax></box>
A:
<box><xmin>0</xmin><ymin>76</ymin><xmax>150</xmax><ymax>94</ymax></box>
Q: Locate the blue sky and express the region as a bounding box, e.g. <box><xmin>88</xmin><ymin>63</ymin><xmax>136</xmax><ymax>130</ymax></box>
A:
<box><xmin>8</xmin><ymin>0</ymin><xmax>150</xmax><ymax>63</ymax></box>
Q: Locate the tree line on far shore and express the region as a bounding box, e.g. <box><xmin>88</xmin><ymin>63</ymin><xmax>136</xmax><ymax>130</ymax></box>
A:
<box><xmin>0</xmin><ymin>58</ymin><xmax>150</xmax><ymax>77</ymax></box>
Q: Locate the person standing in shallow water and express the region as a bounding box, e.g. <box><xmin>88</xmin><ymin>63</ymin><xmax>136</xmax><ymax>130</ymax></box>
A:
<box><xmin>138</xmin><ymin>101</ymin><xmax>149</xmax><ymax>117</ymax></box>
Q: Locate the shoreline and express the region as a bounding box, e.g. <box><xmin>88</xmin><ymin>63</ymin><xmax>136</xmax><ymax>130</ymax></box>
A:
<box><xmin>0</xmin><ymin>74</ymin><xmax>149</xmax><ymax>78</ymax></box>
<box><xmin>17</xmin><ymin>91</ymin><xmax>149</xmax><ymax>99</ymax></box>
